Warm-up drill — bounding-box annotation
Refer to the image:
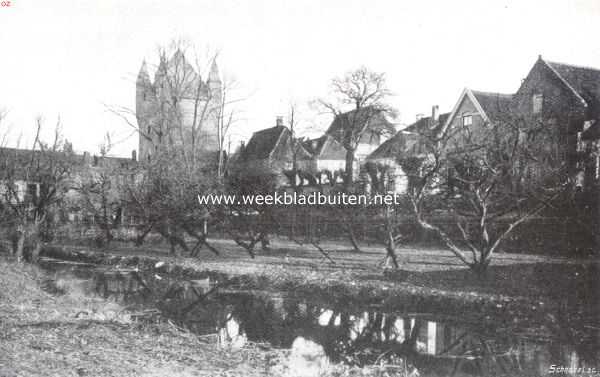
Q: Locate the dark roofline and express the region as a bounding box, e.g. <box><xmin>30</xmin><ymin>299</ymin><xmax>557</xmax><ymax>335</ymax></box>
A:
<box><xmin>538</xmin><ymin>58</ymin><xmax>588</xmax><ymax>106</ymax></box>
<box><xmin>544</xmin><ymin>58</ymin><xmax>600</xmax><ymax>74</ymax></box>
<box><xmin>470</xmin><ymin>90</ymin><xmax>513</xmax><ymax>99</ymax></box>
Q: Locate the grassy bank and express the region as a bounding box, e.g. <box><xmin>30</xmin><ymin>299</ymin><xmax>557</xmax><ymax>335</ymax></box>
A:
<box><xmin>0</xmin><ymin>257</ymin><xmax>290</xmax><ymax>377</ymax></box>
<box><xmin>0</xmin><ymin>256</ymin><xmax>430</xmax><ymax>377</ymax></box>
<box><xmin>38</xmin><ymin>237</ymin><xmax>600</xmax><ymax>321</ymax></box>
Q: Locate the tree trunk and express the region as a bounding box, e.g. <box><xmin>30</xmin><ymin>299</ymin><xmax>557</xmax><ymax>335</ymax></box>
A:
<box><xmin>344</xmin><ymin>147</ymin><xmax>356</xmax><ymax>187</ymax></box>
<box><xmin>471</xmin><ymin>252</ymin><xmax>491</xmax><ymax>276</ymax></box>
<box><xmin>15</xmin><ymin>230</ymin><xmax>25</xmax><ymax>262</ymax></box>
<box><xmin>347</xmin><ymin>223</ymin><xmax>361</xmax><ymax>252</ymax></box>
<box><xmin>260</xmin><ymin>233</ymin><xmax>270</xmax><ymax>251</ymax></box>
<box><xmin>384</xmin><ymin>230</ymin><xmax>399</xmax><ymax>269</ymax></box>
<box><xmin>31</xmin><ymin>241</ymin><xmax>42</xmax><ymax>263</ymax></box>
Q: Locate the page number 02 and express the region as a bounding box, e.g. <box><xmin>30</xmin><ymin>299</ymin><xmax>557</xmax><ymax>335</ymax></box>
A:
<box><xmin>1</xmin><ymin>1</ymin><xmax>11</xmax><ymax>7</ymax></box>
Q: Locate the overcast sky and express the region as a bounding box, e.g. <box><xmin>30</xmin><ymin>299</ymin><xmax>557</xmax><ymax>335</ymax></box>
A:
<box><xmin>0</xmin><ymin>0</ymin><xmax>599</xmax><ymax>156</ymax></box>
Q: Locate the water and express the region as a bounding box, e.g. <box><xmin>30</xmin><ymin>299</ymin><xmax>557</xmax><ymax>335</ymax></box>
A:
<box><xmin>38</xmin><ymin>258</ymin><xmax>600</xmax><ymax>377</ymax></box>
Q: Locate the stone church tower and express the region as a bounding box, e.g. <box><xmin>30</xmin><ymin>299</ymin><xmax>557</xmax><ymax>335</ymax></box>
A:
<box><xmin>136</xmin><ymin>51</ymin><xmax>222</xmax><ymax>162</ymax></box>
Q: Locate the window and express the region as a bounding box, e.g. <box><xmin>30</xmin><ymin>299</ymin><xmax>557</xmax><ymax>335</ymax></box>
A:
<box><xmin>147</xmin><ymin>125</ymin><xmax>151</xmax><ymax>135</ymax></box>
<box><xmin>596</xmin><ymin>154</ymin><xmax>600</xmax><ymax>180</ymax></box>
<box><xmin>532</xmin><ymin>93</ymin><xmax>543</xmax><ymax>114</ymax></box>
<box><xmin>462</xmin><ymin>115</ymin><xmax>472</xmax><ymax>127</ymax></box>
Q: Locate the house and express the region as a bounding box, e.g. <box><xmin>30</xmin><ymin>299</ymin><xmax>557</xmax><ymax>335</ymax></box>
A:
<box><xmin>0</xmin><ymin>146</ymin><xmax>139</xmax><ymax>225</ymax></box>
<box><xmin>512</xmin><ymin>56</ymin><xmax>600</xmax><ymax>182</ymax></box>
<box><xmin>325</xmin><ymin>107</ymin><xmax>396</xmax><ymax>163</ymax></box>
<box><xmin>235</xmin><ymin>117</ymin><xmax>311</xmax><ymax>188</ymax></box>
<box><xmin>298</xmin><ymin>134</ymin><xmax>348</xmax><ymax>185</ymax></box>
<box><xmin>365</xmin><ymin>107</ymin><xmax>450</xmax><ymax>193</ymax></box>
<box><xmin>440</xmin><ymin>89</ymin><xmax>512</xmax><ymax>137</ymax></box>
<box><xmin>399</xmin><ymin>56</ymin><xmax>600</xmax><ymax>190</ymax></box>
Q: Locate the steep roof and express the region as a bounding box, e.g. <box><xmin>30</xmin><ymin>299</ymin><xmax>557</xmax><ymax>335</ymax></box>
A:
<box><xmin>543</xmin><ymin>59</ymin><xmax>600</xmax><ymax>118</ymax></box>
<box><xmin>471</xmin><ymin>90</ymin><xmax>513</xmax><ymax>121</ymax></box>
<box><xmin>367</xmin><ymin>131</ymin><xmax>420</xmax><ymax>161</ymax></box>
<box><xmin>301</xmin><ymin>135</ymin><xmax>346</xmax><ymax>160</ymax></box>
<box><xmin>404</xmin><ymin>112</ymin><xmax>450</xmax><ymax>136</ymax></box>
<box><xmin>325</xmin><ymin>107</ymin><xmax>396</xmax><ymax>144</ymax></box>
<box><xmin>440</xmin><ymin>88</ymin><xmax>513</xmax><ymax>137</ymax></box>
<box><xmin>137</xmin><ymin>60</ymin><xmax>151</xmax><ymax>85</ymax></box>
<box><xmin>240</xmin><ymin>126</ymin><xmax>289</xmax><ymax>160</ymax></box>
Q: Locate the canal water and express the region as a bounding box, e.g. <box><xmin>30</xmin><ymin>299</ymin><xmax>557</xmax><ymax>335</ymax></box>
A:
<box><xmin>38</xmin><ymin>258</ymin><xmax>600</xmax><ymax>377</ymax></box>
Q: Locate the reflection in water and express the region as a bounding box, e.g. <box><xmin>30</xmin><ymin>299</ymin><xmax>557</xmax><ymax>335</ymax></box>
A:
<box><xmin>39</xmin><ymin>259</ymin><xmax>600</xmax><ymax>377</ymax></box>
<box><xmin>218</xmin><ymin>312</ymin><xmax>248</xmax><ymax>349</ymax></box>
<box><xmin>288</xmin><ymin>337</ymin><xmax>329</xmax><ymax>377</ymax></box>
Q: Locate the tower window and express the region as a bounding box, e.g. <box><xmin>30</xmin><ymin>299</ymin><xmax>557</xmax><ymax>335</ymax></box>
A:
<box><xmin>462</xmin><ymin>115</ymin><xmax>472</xmax><ymax>127</ymax></box>
<box><xmin>532</xmin><ymin>93</ymin><xmax>543</xmax><ymax>114</ymax></box>
<box><xmin>147</xmin><ymin>125</ymin><xmax>151</xmax><ymax>135</ymax></box>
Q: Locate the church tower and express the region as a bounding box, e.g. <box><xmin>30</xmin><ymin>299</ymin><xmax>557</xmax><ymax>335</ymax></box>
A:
<box><xmin>206</xmin><ymin>59</ymin><xmax>222</xmax><ymax>151</ymax></box>
<box><xmin>136</xmin><ymin>60</ymin><xmax>155</xmax><ymax>162</ymax></box>
<box><xmin>135</xmin><ymin>53</ymin><xmax>223</xmax><ymax>163</ymax></box>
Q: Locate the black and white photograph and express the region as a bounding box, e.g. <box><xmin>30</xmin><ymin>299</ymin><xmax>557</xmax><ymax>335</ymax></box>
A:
<box><xmin>0</xmin><ymin>1</ymin><xmax>599</xmax><ymax>376</ymax></box>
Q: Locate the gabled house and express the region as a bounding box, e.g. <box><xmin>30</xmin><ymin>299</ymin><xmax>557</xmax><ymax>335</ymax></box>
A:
<box><xmin>325</xmin><ymin>107</ymin><xmax>396</xmax><ymax>163</ymax></box>
<box><xmin>437</xmin><ymin>88</ymin><xmax>513</xmax><ymax>152</ymax></box>
<box><xmin>513</xmin><ymin>56</ymin><xmax>600</xmax><ymax>181</ymax></box>
<box><xmin>298</xmin><ymin>134</ymin><xmax>348</xmax><ymax>185</ymax></box>
<box><xmin>236</xmin><ymin>117</ymin><xmax>311</xmax><ymax>187</ymax></box>
<box><xmin>442</xmin><ymin>89</ymin><xmax>512</xmax><ymax>134</ymax></box>
<box><xmin>366</xmin><ymin>106</ymin><xmax>450</xmax><ymax>193</ymax></box>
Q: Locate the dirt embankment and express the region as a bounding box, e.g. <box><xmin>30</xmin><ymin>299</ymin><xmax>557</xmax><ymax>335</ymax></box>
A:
<box><xmin>0</xmin><ymin>257</ymin><xmax>290</xmax><ymax>377</ymax></box>
<box><xmin>37</xmin><ymin>243</ymin><xmax>579</xmax><ymax>326</ymax></box>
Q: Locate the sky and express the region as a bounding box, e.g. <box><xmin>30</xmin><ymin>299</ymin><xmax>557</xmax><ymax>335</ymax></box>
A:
<box><xmin>0</xmin><ymin>0</ymin><xmax>599</xmax><ymax>157</ymax></box>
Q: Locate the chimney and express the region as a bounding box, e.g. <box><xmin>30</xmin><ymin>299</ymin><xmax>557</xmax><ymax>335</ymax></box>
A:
<box><xmin>83</xmin><ymin>151</ymin><xmax>91</xmax><ymax>165</ymax></box>
<box><xmin>431</xmin><ymin>105</ymin><xmax>439</xmax><ymax>123</ymax></box>
<box><xmin>131</xmin><ymin>150</ymin><xmax>137</xmax><ymax>161</ymax></box>
<box><xmin>276</xmin><ymin>116</ymin><xmax>284</xmax><ymax>127</ymax></box>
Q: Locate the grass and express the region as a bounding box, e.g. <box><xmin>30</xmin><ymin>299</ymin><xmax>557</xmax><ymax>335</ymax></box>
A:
<box><xmin>0</xmin><ymin>257</ymin><xmax>423</xmax><ymax>377</ymax></box>
<box><xmin>49</xmin><ymin>236</ymin><xmax>599</xmax><ymax>307</ymax></box>
<box><xmin>0</xmin><ymin>257</ymin><xmax>289</xmax><ymax>377</ymax></box>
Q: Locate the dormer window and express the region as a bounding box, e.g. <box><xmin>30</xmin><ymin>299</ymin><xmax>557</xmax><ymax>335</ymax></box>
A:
<box><xmin>462</xmin><ymin>115</ymin><xmax>472</xmax><ymax>127</ymax></box>
<box><xmin>532</xmin><ymin>93</ymin><xmax>543</xmax><ymax>114</ymax></box>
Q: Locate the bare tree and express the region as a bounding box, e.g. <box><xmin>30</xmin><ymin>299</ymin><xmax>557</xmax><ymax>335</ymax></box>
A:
<box><xmin>105</xmin><ymin>41</ymin><xmax>230</xmax><ymax>256</ymax></box>
<box><xmin>215</xmin><ymin>73</ymin><xmax>249</xmax><ymax>179</ymax></box>
<box><xmin>399</xmin><ymin>112</ymin><xmax>566</xmax><ymax>273</ymax></box>
<box><xmin>316</xmin><ymin>67</ymin><xmax>396</xmax><ymax>252</ymax></box>
<box><xmin>363</xmin><ymin>162</ymin><xmax>405</xmax><ymax>268</ymax></box>
<box><xmin>71</xmin><ymin>133</ymin><xmax>124</xmax><ymax>247</ymax></box>
<box><xmin>317</xmin><ymin>66</ymin><xmax>396</xmax><ymax>186</ymax></box>
<box><xmin>0</xmin><ymin>117</ymin><xmax>74</xmax><ymax>262</ymax></box>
